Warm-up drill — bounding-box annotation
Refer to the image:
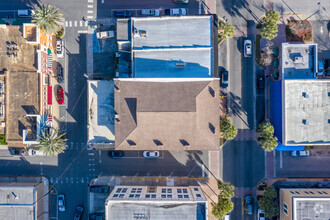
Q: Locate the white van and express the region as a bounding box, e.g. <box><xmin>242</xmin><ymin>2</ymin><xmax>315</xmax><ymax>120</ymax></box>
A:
<box><xmin>28</xmin><ymin>149</ymin><xmax>46</xmax><ymax>156</ymax></box>
<box><xmin>18</xmin><ymin>9</ymin><xmax>34</xmax><ymax>18</ymax></box>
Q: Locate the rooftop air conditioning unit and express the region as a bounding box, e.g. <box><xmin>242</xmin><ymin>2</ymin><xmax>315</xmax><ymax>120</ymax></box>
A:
<box><xmin>139</xmin><ymin>30</ymin><xmax>147</xmax><ymax>37</ymax></box>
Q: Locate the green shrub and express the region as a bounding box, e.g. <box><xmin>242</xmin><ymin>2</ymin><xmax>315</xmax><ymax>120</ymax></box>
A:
<box><xmin>0</xmin><ymin>134</ymin><xmax>7</xmax><ymax>145</ymax></box>
<box><xmin>55</xmin><ymin>26</ymin><xmax>65</xmax><ymax>38</ymax></box>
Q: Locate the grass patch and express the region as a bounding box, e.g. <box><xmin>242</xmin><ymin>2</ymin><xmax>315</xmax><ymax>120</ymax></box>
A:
<box><xmin>255</xmin><ymin>35</ymin><xmax>264</xmax><ymax>68</ymax></box>
<box><xmin>0</xmin><ymin>134</ymin><xmax>7</xmax><ymax>145</ymax></box>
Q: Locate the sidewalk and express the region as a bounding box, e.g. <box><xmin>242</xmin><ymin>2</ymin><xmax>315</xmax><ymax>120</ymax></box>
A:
<box><xmin>90</xmin><ymin>176</ymin><xmax>220</xmax><ymax>220</ymax></box>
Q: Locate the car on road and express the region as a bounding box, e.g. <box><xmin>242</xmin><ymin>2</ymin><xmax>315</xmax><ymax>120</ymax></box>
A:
<box><xmin>90</xmin><ymin>186</ymin><xmax>110</xmax><ymax>193</ymax></box>
<box><xmin>143</xmin><ymin>151</ymin><xmax>159</xmax><ymax>158</ymax></box>
<box><xmin>244</xmin><ymin>39</ymin><xmax>252</xmax><ymax>57</ymax></box>
<box><xmin>73</xmin><ymin>205</ymin><xmax>84</xmax><ymax>220</ymax></box>
<box><xmin>245</xmin><ymin>195</ymin><xmax>253</xmax><ymax>215</ymax></box>
<box><xmin>56</xmin><ymin>39</ymin><xmax>64</xmax><ymax>58</ymax></box>
<box><xmin>96</xmin><ymin>31</ymin><xmax>115</xmax><ymax>39</ymax></box>
<box><xmin>257</xmin><ymin>209</ymin><xmax>265</xmax><ymax>220</ymax></box>
<box><xmin>56</xmin><ymin>86</ymin><xmax>64</xmax><ymax>105</ymax></box>
<box><xmin>291</xmin><ymin>150</ymin><xmax>309</xmax><ymax>157</ymax></box>
<box><xmin>18</xmin><ymin>9</ymin><xmax>34</xmax><ymax>18</ymax></box>
<box><xmin>174</xmin><ymin>0</ymin><xmax>189</xmax><ymax>3</ymax></box>
<box><xmin>317</xmin><ymin>60</ymin><xmax>324</xmax><ymax>76</ymax></box>
<box><xmin>58</xmin><ymin>194</ymin><xmax>65</xmax><ymax>212</ymax></box>
<box><xmin>221</xmin><ymin>70</ymin><xmax>228</xmax><ymax>89</ymax></box>
<box><xmin>165</xmin><ymin>8</ymin><xmax>187</xmax><ymax>16</ymax></box>
<box><xmin>58</xmin><ymin>66</ymin><xmax>64</xmax><ymax>83</ymax></box>
<box><xmin>9</xmin><ymin>148</ymin><xmax>25</xmax><ymax>156</ymax></box>
<box><xmin>28</xmin><ymin>149</ymin><xmax>46</xmax><ymax>156</ymax></box>
<box><xmin>141</xmin><ymin>9</ymin><xmax>160</xmax><ymax>16</ymax></box>
<box><xmin>257</xmin><ymin>74</ymin><xmax>265</xmax><ymax>89</ymax></box>
<box><xmin>114</xmin><ymin>10</ymin><xmax>132</xmax><ymax>18</ymax></box>
<box><xmin>108</xmin><ymin>150</ymin><xmax>124</xmax><ymax>157</ymax></box>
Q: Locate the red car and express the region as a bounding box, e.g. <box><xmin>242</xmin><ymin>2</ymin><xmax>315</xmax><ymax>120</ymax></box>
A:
<box><xmin>56</xmin><ymin>87</ymin><xmax>64</xmax><ymax>105</ymax></box>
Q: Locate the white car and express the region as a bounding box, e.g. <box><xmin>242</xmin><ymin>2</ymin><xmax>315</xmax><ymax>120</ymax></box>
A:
<box><xmin>56</xmin><ymin>40</ymin><xmax>64</xmax><ymax>58</ymax></box>
<box><xmin>28</xmin><ymin>149</ymin><xmax>46</xmax><ymax>156</ymax></box>
<box><xmin>18</xmin><ymin>9</ymin><xmax>34</xmax><ymax>18</ymax></box>
<box><xmin>141</xmin><ymin>9</ymin><xmax>160</xmax><ymax>16</ymax></box>
<box><xmin>244</xmin><ymin>39</ymin><xmax>252</xmax><ymax>57</ymax></box>
<box><xmin>58</xmin><ymin>194</ymin><xmax>65</xmax><ymax>212</ymax></box>
<box><xmin>257</xmin><ymin>209</ymin><xmax>265</xmax><ymax>220</ymax></box>
<box><xmin>143</xmin><ymin>151</ymin><xmax>159</xmax><ymax>158</ymax></box>
<box><xmin>291</xmin><ymin>150</ymin><xmax>309</xmax><ymax>157</ymax></box>
<box><xmin>96</xmin><ymin>31</ymin><xmax>115</xmax><ymax>39</ymax></box>
<box><xmin>171</xmin><ymin>8</ymin><xmax>187</xmax><ymax>15</ymax></box>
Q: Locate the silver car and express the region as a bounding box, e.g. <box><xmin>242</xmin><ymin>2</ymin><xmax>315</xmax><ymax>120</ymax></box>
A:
<box><xmin>244</xmin><ymin>39</ymin><xmax>252</xmax><ymax>57</ymax></box>
<box><xmin>58</xmin><ymin>194</ymin><xmax>65</xmax><ymax>212</ymax></box>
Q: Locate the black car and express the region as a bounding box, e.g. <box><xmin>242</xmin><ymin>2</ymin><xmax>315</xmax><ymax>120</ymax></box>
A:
<box><xmin>221</xmin><ymin>71</ymin><xmax>228</xmax><ymax>89</ymax></box>
<box><xmin>90</xmin><ymin>186</ymin><xmax>109</xmax><ymax>193</ymax></box>
<box><xmin>108</xmin><ymin>150</ymin><xmax>124</xmax><ymax>157</ymax></box>
<box><xmin>73</xmin><ymin>205</ymin><xmax>84</xmax><ymax>220</ymax></box>
<box><xmin>114</xmin><ymin>11</ymin><xmax>132</xmax><ymax>18</ymax></box>
<box><xmin>9</xmin><ymin>148</ymin><xmax>25</xmax><ymax>156</ymax></box>
<box><xmin>58</xmin><ymin>66</ymin><xmax>64</xmax><ymax>83</ymax></box>
<box><xmin>257</xmin><ymin>74</ymin><xmax>265</xmax><ymax>89</ymax></box>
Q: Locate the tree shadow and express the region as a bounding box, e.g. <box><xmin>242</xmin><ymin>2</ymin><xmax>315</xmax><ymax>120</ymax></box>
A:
<box><xmin>221</xmin><ymin>0</ymin><xmax>250</xmax><ymax>21</ymax></box>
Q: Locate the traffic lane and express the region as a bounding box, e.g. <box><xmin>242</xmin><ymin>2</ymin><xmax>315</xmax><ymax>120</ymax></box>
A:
<box><xmin>271</xmin><ymin>0</ymin><xmax>329</xmax><ymax>17</ymax></box>
<box><xmin>98</xmin><ymin>150</ymin><xmax>207</xmax><ymax>177</ymax></box>
<box><xmin>0</xmin><ymin>1</ymin><xmax>39</xmax><ymax>10</ymax></box>
<box><xmin>310</xmin><ymin>20</ymin><xmax>330</xmax><ymax>58</ymax></box>
<box><xmin>276</xmin><ymin>150</ymin><xmax>330</xmax><ymax>178</ymax></box>
<box><xmin>96</xmin><ymin>0</ymin><xmax>200</xmax><ymax>18</ymax></box>
<box><xmin>222</xmin><ymin>140</ymin><xmax>265</xmax><ymax>188</ymax></box>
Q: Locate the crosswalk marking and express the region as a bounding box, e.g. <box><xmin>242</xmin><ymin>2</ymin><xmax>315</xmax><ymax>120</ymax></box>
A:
<box><xmin>65</xmin><ymin>21</ymin><xmax>68</xmax><ymax>27</ymax></box>
<box><xmin>88</xmin><ymin>0</ymin><xmax>93</xmax><ymax>2</ymax></box>
<box><xmin>80</xmin><ymin>21</ymin><xmax>83</xmax><ymax>26</ymax></box>
<box><xmin>88</xmin><ymin>5</ymin><xmax>93</xmax><ymax>8</ymax></box>
<box><xmin>87</xmin><ymin>16</ymin><xmax>93</xmax><ymax>19</ymax></box>
<box><xmin>85</xmin><ymin>21</ymin><xmax>88</xmax><ymax>27</ymax></box>
<box><xmin>87</xmin><ymin>10</ymin><xmax>93</xmax><ymax>14</ymax></box>
<box><xmin>74</xmin><ymin>21</ymin><xmax>77</xmax><ymax>27</ymax></box>
<box><xmin>69</xmin><ymin>21</ymin><xmax>72</xmax><ymax>27</ymax></box>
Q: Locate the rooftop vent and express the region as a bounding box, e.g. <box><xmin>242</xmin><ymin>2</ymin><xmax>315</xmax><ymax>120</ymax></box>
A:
<box><xmin>176</xmin><ymin>62</ymin><xmax>186</xmax><ymax>67</ymax></box>
<box><xmin>302</xmin><ymin>92</ymin><xmax>308</xmax><ymax>98</ymax></box>
<box><xmin>180</xmin><ymin>139</ymin><xmax>190</xmax><ymax>147</ymax></box>
<box><xmin>302</xmin><ymin>119</ymin><xmax>308</xmax><ymax>125</ymax></box>
<box><xmin>139</xmin><ymin>30</ymin><xmax>147</xmax><ymax>37</ymax></box>
<box><xmin>294</xmin><ymin>56</ymin><xmax>304</xmax><ymax>63</ymax></box>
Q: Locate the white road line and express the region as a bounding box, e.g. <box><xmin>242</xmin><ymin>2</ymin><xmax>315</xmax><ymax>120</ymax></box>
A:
<box><xmin>70</xmin><ymin>178</ymin><xmax>73</xmax><ymax>183</ymax></box>
<box><xmin>69</xmin><ymin>21</ymin><xmax>72</xmax><ymax>27</ymax></box>
<box><xmin>50</xmin><ymin>177</ymin><xmax>53</xmax><ymax>184</ymax></box>
<box><xmin>87</xmin><ymin>16</ymin><xmax>93</xmax><ymax>19</ymax></box>
<box><xmin>65</xmin><ymin>21</ymin><xmax>68</xmax><ymax>27</ymax></box>
<box><xmin>88</xmin><ymin>153</ymin><xmax>94</xmax><ymax>156</ymax></box>
<box><xmin>89</xmin><ymin>158</ymin><xmax>95</xmax><ymax>161</ymax></box>
<box><xmin>74</xmin><ymin>21</ymin><xmax>77</xmax><ymax>27</ymax></box>
<box><xmin>66</xmin><ymin>177</ymin><xmax>69</xmax><ymax>183</ymax></box>
<box><xmin>88</xmin><ymin>0</ymin><xmax>93</xmax><ymax>2</ymax></box>
<box><xmin>81</xmin><ymin>143</ymin><xmax>84</xmax><ymax>149</ymax></box>
<box><xmin>99</xmin><ymin>150</ymin><xmax>102</xmax><ymax>163</ymax></box>
<box><xmin>88</xmin><ymin>5</ymin><xmax>93</xmax><ymax>8</ymax></box>
<box><xmin>89</xmin><ymin>164</ymin><xmax>95</xmax><ymax>166</ymax></box>
<box><xmin>71</xmin><ymin>142</ymin><xmax>73</xmax><ymax>149</ymax></box>
<box><xmin>87</xmin><ymin>10</ymin><xmax>93</xmax><ymax>14</ymax></box>
<box><xmin>85</xmin><ymin>21</ymin><xmax>88</xmax><ymax>27</ymax></box>
<box><xmin>101</xmin><ymin>0</ymin><xmax>104</xmax><ymax>3</ymax></box>
<box><xmin>80</xmin><ymin>21</ymin><xmax>83</xmax><ymax>26</ymax></box>
<box><xmin>55</xmin><ymin>178</ymin><xmax>58</xmax><ymax>184</ymax></box>
<box><xmin>198</xmin><ymin>1</ymin><xmax>202</xmax><ymax>14</ymax></box>
<box><xmin>202</xmin><ymin>164</ymin><xmax>205</xmax><ymax>177</ymax></box>
<box><xmin>81</xmin><ymin>177</ymin><xmax>84</xmax><ymax>183</ymax></box>
<box><xmin>78</xmin><ymin>30</ymin><xmax>88</xmax><ymax>33</ymax></box>
<box><xmin>60</xmin><ymin>178</ymin><xmax>63</xmax><ymax>184</ymax></box>
<box><xmin>76</xmin><ymin>177</ymin><xmax>79</xmax><ymax>183</ymax></box>
<box><xmin>76</xmin><ymin>143</ymin><xmax>79</xmax><ymax>150</ymax></box>
<box><xmin>40</xmin><ymin>162</ymin><xmax>43</xmax><ymax>175</ymax></box>
<box><xmin>280</xmin><ymin>151</ymin><xmax>283</xmax><ymax>169</ymax></box>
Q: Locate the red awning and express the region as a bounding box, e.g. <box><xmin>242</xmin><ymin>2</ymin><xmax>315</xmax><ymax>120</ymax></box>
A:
<box><xmin>47</xmin><ymin>86</ymin><xmax>52</xmax><ymax>105</ymax></box>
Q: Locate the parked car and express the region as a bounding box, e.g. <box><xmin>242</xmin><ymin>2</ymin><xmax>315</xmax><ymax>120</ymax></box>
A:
<box><xmin>258</xmin><ymin>209</ymin><xmax>265</xmax><ymax>220</ymax></box>
<box><xmin>18</xmin><ymin>9</ymin><xmax>34</xmax><ymax>18</ymax></box>
<box><xmin>143</xmin><ymin>151</ymin><xmax>159</xmax><ymax>158</ymax></box>
<box><xmin>174</xmin><ymin>0</ymin><xmax>189</xmax><ymax>3</ymax></box>
<box><xmin>73</xmin><ymin>205</ymin><xmax>84</xmax><ymax>220</ymax></box>
<box><xmin>244</xmin><ymin>39</ymin><xmax>252</xmax><ymax>57</ymax></box>
<box><xmin>9</xmin><ymin>148</ymin><xmax>25</xmax><ymax>156</ymax></box>
<box><xmin>221</xmin><ymin>70</ymin><xmax>228</xmax><ymax>89</ymax></box>
<box><xmin>141</xmin><ymin>9</ymin><xmax>160</xmax><ymax>16</ymax></box>
<box><xmin>90</xmin><ymin>213</ymin><xmax>104</xmax><ymax>220</ymax></box>
<box><xmin>58</xmin><ymin>66</ymin><xmax>64</xmax><ymax>83</ymax></box>
<box><xmin>96</xmin><ymin>31</ymin><xmax>115</xmax><ymax>39</ymax></box>
<box><xmin>108</xmin><ymin>151</ymin><xmax>124</xmax><ymax>157</ymax></box>
<box><xmin>257</xmin><ymin>74</ymin><xmax>265</xmax><ymax>89</ymax></box>
<box><xmin>56</xmin><ymin>39</ymin><xmax>64</xmax><ymax>58</ymax></box>
<box><xmin>56</xmin><ymin>86</ymin><xmax>64</xmax><ymax>105</ymax></box>
<box><xmin>28</xmin><ymin>149</ymin><xmax>46</xmax><ymax>156</ymax></box>
<box><xmin>58</xmin><ymin>194</ymin><xmax>65</xmax><ymax>212</ymax></box>
<box><xmin>291</xmin><ymin>150</ymin><xmax>309</xmax><ymax>157</ymax></box>
<box><xmin>165</xmin><ymin>8</ymin><xmax>187</xmax><ymax>15</ymax></box>
<box><xmin>114</xmin><ymin>10</ymin><xmax>132</xmax><ymax>18</ymax></box>
<box><xmin>324</xmin><ymin>59</ymin><xmax>330</xmax><ymax>76</ymax></box>
<box><xmin>90</xmin><ymin>186</ymin><xmax>110</xmax><ymax>193</ymax></box>
<box><xmin>245</xmin><ymin>195</ymin><xmax>253</xmax><ymax>215</ymax></box>
<box><xmin>318</xmin><ymin>60</ymin><xmax>324</xmax><ymax>76</ymax></box>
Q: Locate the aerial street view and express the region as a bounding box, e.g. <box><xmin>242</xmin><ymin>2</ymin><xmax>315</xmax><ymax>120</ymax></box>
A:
<box><xmin>0</xmin><ymin>0</ymin><xmax>329</xmax><ymax>219</ymax></box>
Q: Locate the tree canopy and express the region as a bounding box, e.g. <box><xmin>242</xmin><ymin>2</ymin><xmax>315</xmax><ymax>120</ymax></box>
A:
<box><xmin>218</xmin><ymin>21</ymin><xmax>235</xmax><ymax>44</ymax></box>
<box><xmin>220</xmin><ymin>116</ymin><xmax>238</xmax><ymax>140</ymax></box>
<box><xmin>260</xmin><ymin>11</ymin><xmax>280</xmax><ymax>40</ymax></box>
<box><xmin>32</xmin><ymin>4</ymin><xmax>64</xmax><ymax>34</ymax></box>
<box><xmin>37</xmin><ymin>128</ymin><xmax>68</xmax><ymax>156</ymax></box>
<box><xmin>258</xmin><ymin>187</ymin><xmax>278</xmax><ymax>218</ymax></box>
<box><xmin>212</xmin><ymin>198</ymin><xmax>234</xmax><ymax>219</ymax></box>
<box><xmin>257</xmin><ymin>122</ymin><xmax>278</xmax><ymax>151</ymax></box>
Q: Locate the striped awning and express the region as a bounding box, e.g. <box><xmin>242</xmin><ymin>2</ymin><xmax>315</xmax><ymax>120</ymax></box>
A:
<box><xmin>48</xmin><ymin>54</ymin><xmax>52</xmax><ymax>69</ymax></box>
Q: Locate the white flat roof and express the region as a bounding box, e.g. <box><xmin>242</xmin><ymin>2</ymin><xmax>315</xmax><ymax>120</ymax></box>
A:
<box><xmin>88</xmin><ymin>80</ymin><xmax>115</xmax><ymax>144</ymax></box>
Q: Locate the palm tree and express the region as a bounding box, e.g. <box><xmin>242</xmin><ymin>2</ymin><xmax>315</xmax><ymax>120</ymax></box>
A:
<box><xmin>37</xmin><ymin>128</ymin><xmax>68</xmax><ymax>156</ymax></box>
<box><xmin>32</xmin><ymin>4</ymin><xmax>64</xmax><ymax>34</ymax></box>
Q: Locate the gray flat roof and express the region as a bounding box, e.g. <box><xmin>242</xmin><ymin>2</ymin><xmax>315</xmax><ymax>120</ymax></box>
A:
<box><xmin>131</xmin><ymin>16</ymin><xmax>212</xmax><ymax>49</ymax></box>
<box><xmin>294</xmin><ymin>197</ymin><xmax>330</xmax><ymax>220</ymax></box>
<box><xmin>88</xmin><ymin>80</ymin><xmax>115</xmax><ymax>144</ymax></box>
<box><xmin>281</xmin><ymin>43</ymin><xmax>317</xmax><ymax>79</ymax></box>
<box><xmin>0</xmin><ymin>186</ymin><xmax>36</xmax><ymax>220</ymax></box>
<box><xmin>106</xmin><ymin>201</ymin><xmax>206</xmax><ymax>220</ymax></box>
<box><xmin>283</xmin><ymin>80</ymin><xmax>330</xmax><ymax>145</ymax></box>
<box><xmin>133</xmin><ymin>48</ymin><xmax>212</xmax><ymax>78</ymax></box>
